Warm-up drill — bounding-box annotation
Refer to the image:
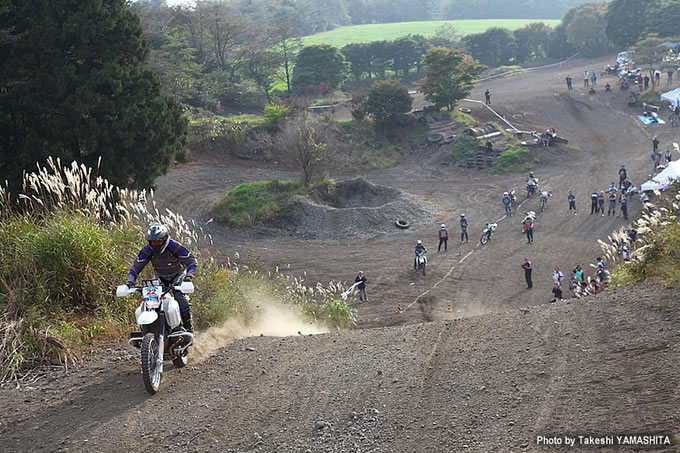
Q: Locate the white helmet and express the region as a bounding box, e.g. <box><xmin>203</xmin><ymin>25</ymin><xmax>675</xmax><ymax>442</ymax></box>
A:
<box><xmin>440</xmin><ymin>224</ymin><xmax>446</xmax><ymax>228</ymax></box>
<box><xmin>460</xmin><ymin>214</ymin><xmax>465</xmax><ymax>218</ymax></box>
<box><xmin>417</xmin><ymin>240</ymin><xmax>422</xmax><ymax>245</ymax></box>
<box><xmin>504</xmin><ymin>191</ymin><xmax>508</xmax><ymax>196</ymax></box>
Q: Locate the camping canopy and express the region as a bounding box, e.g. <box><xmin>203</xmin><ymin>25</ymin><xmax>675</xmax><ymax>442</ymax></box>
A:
<box><xmin>661</xmin><ymin>87</ymin><xmax>680</xmax><ymax>109</ymax></box>
<box><xmin>641</xmin><ymin>160</ymin><xmax>680</xmax><ymax>191</ymax></box>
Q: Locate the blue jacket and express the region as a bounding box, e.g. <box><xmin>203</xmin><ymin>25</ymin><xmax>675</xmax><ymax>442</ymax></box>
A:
<box><xmin>127</xmin><ymin>239</ymin><xmax>198</xmax><ymax>285</ymax></box>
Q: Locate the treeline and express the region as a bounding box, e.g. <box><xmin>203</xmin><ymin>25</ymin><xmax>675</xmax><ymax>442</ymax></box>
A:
<box><xmin>138</xmin><ymin>0</ymin><xmax>598</xmax><ymax>36</ymax></box>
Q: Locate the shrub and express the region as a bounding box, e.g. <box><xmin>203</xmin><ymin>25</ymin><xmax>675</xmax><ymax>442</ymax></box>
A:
<box><xmin>212</xmin><ymin>180</ymin><xmax>302</xmax><ymax>227</ymax></box>
<box><xmin>263</xmin><ymin>104</ymin><xmax>291</xmax><ymax>130</ymax></box>
<box><xmin>449</xmin><ymin>135</ymin><xmax>480</xmax><ymax>162</ymax></box>
<box><xmin>492</xmin><ymin>145</ymin><xmax>536</xmax><ymax>174</ymax></box>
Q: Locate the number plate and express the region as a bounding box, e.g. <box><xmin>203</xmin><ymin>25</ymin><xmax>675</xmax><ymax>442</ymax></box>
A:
<box><xmin>143</xmin><ymin>286</ymin><xmax>162</xmax><ymax>308</ymax></box>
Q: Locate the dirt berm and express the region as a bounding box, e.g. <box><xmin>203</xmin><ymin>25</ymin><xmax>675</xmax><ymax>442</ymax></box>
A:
<box><xmin>1</xmin><ymin>282</ymin><xmax>678</xmax><ymax>452</ymax></box>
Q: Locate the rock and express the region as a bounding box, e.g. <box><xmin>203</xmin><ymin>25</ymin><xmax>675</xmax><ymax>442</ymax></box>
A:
<box><xmin>315</xmin><ymin>420</ymin><xmax>326</xmax><ymax>430</ymax></box>
<box><xmin>245</xmin><ymin>347</ymin><xmax>256</xmax><ymax>352</ymax></box>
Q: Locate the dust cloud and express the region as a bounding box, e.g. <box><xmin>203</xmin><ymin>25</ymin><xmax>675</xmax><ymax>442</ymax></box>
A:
<box><xmin>191</xmin><ymin>294</ymin><xmax>329</xmax><ymax>362</ymax></box>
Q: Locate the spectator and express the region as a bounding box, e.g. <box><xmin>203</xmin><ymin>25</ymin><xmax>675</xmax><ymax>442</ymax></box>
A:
<box><xmin>502</xmin><ymin>192</ymin><xmax>513</xmax><ymax>217</ymax></box>
<box><xmin>355</xmin><ymin>271</ymin><xmax>368</xmax><ymax>303</ymax></box>
<box><xmin>438</xmin><ymin>223</ymin><xmax>449</xmax><ymax>252</ymax></box>
<box><xmin>652</xmin><ymin>149</ymin><xmax>662</xmax><ymax>168</ymax></box>
<box><xmin>568</xmin><ymin>191</ymin><xmax>576</xmax><ymax>215</ymax></box>
<box><xmin>459</xmin><ymin>214</ymin><xmax>469</xmax><ymax>243</ymax></box>
<box><xmin>551</xmin><ymin>283</ymin><xmax>563</xmax><ymax>302</ymax></box>
<box><xmin>590</xmin><ymin>280</ymin><xmax>603</xmax><ymax>294</ymax></box>
<box><xmin>607</xmin><ymin>191</ymin><xmax>617</xmax><ymax>216</ymax></box>
<box><xmin>668</xmin><ymin>69</ymin><xmax>673</xmax><ymax>85</ymax></box>
<box><xmin>566</xmin><ymin>75</ymin><xmax>573</xmax><ymax>90</ymax></box>
<box><xmin>670</xmin><ymin>111</ymin><xmax>679</xmax><ymax>128</ymax></box>
<box><xmin>485</xmin><ymin>89</ymin><xmax>491</xmax><ymax>105</ymax></box>
<box><xmin>573</xmin><ymin>265</ymin><xmax>584</xmax><ymax>283</ymax></box>
<box><xmin>622</xmin><ymin>242</ymin><xmax>631</xmax><ymax>261</ymax></box>
<box><xmin>620</xmin><ymin>194</ymin><xmax>629</xmax><ymax>220</ymax></box>
<box><xmin>524</xmin><ymin>216</ymin><xmax>534</xmax><ymax>243</ymax></box>
<box><xmin>618</xmin><ymin>165</ymin><xmax>627</xmax><ymax>188</ymax></box>
<box><xmin>596</xmin><ymin>257</ymin><xmax>606</xmax><ymax>270</ymax></box>
<box><xmin>597</xmin><ymin>191</ymin><xmax>605</xmax><ymax>216</ymax></box>
<box><xmin>652</xmin><ymin>135</ymin><xmax>660</xmax><ymax>152</ymax></box>
<box><xmin>584</xmin><ymin>71</ymin><xmax>589</xmax><ymax>87</ymax></box>
<box><xmin>590</xmin><ymin>190</ymin><xmax>598</xmax><ymax>215</ymax></box>
<box><xmin>655</xmin><ymin>69</ymin><xmax>661</xmax><ymax>85</ymax></box>
<box><xmin>522</xmin><ymin>257</ymin><xmax>533</xmax><ymax>289</ymax></box>
<box><xmin>608</xmin><ymin>182</ymin><xmax>617</xmax><ymax>194</ymax></box>
<box><xmin>666</xmin><ymin>149</ymin><xmax>673</xmax><ymax>163</ymax></box>
<box><xmin>638</xmin><ymin>74</ymin><xmax>643</xmax><ymax>92</ymax></box>
<box><xmin>591</xmin><ymin>71</ymin><xmax>597</xmax><ymax>87</ymax></box>
<box><xmin>552</xmin><ymin>266</ymin><xmax>565</xmax><ymax>288</ymax></box>
<box><xmin>644</xmin><ymin>75</ymin><xmax>650</xmax><ymax>90</ymax></box>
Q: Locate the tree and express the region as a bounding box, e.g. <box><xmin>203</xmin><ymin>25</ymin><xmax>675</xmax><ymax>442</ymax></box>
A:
<box><xmin>0</xmin><ymin>0</ymin><xmax>188</xmax><ymax>191</ymax></box>
<box><xmin>634</xmin><ymin>37</ymin><xmax>666</xmax><ymax>89</ymax></box>
<box><xmin>605</xmin><ymin>0</ymin><xmax>654</xmax><ymax>49</ymax></box>
<box><xmin>420</xmin><ymin>47</ymin><xmax>485</xmax><ymax>111</ymax></box>
<box><xmin>649</xmin><ymin>0</ymin><xmax>680</xmax><ymax>38</ymax></box>
<box><xmin>271</xmin><ymin>14</ymin><xmax>303</xmax><ymax>94</ymax></box>
<box><xmin>429</xmin><ymin>24</ymin><xmax>462</xmax><ymax>48</ymax></box>
<box><xmin>391</xmin><ymin>36</ymin><xmax>423</xmax><ymax>77</ymax></box>
<box><xmin>239</xmin><ymin>26</ymin><xmax>283</xmax><ymax>101</ymax></box>
<box><xmin>513</xmin><ymin>22</ymin><xmax>552</xmax><ymax>63</ymax></box>
<box><xmin>564</xmin><ymin>3</ymin><xmax>611</xmax><ymax>57</ymax></box>
<box><xmin>294</xmin><ymin>121</ymin><xmax>328</xmax><ymax>188</ymax></box>
<box><xmin>342</xmin><ymin>43</ymin><xmax>372</xmax><ymax>82</ymax></box>
<box><xmin>292</xmin><ymin>44</ymin><xmax>348</xmax><ymax>93</ymax></box>
<box><xmin>464</xmin><ymin>28</ymin><xmax>517</xmax><ymax>67</ymax></box>
<box><xmin>365</xmin><ymin>80</ymin><xmax>413</xmax><ymax>124</ymax></box>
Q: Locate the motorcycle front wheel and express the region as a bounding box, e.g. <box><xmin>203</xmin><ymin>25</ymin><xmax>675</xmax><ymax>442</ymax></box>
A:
<box><xmin>480</xmin><ymin>232</ymin><xmax>489</xmax><ymax>245</ymax></box>
<box><xmin>141</xmin><ymin>332</ymin><xmax>161</xmax><ymax>395</ymax></box>
<box><xmin>422</xmin><ymin>263</ymin><xmax>426</xmax><ymax>276</ymax></box>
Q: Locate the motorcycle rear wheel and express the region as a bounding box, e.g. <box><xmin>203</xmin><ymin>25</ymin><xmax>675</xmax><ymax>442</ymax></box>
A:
<box><xmin>480</xmin><ymin>232</ymin><xmax>489</xmax><ymax>245</ymax></box>
<box><xmin>141</xmin><ymin>332</ymin><xmax>161</xmax><ymax>395</ymax></box>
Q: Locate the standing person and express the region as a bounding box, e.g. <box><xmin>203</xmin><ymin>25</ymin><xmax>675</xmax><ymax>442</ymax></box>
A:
<box><xmin>524</xmin><ymin>216</ymin><xmax>534</xmax><ymax>243</ymax></box>
<box><xmin>668</xmin><ymin>69</ymin><xmax>674</xmax><ymax>85</ymax></box>
<box><xmin>127</xmin><ymin>223</ymin><xmax>198</xmax><ymax>332</ymax></box>
<box><xmin>584</xmin><ymin>71</ymin><xmax>589</xmax><ymax>87</ymax></box>
<box><xmin>566</xmin><ymin>75</ymin><xmax>573</xmax><ymax>90</ymax></box>
<box><xmin>670</xmin><ymin>111</ymin><xmax>679</xmax><ymax>128</ymax></box>
<box><xmin>503</xmin><ymin>192</ymin><xmax>513</xmax><ymax>217</ymax></box>
<box><xmin>485</xmin><ymin>89</ymin><xmax>491</xmax><ymax>105</ymax></box>
<box><xmin>522</xmin><ymin>257</ymin><xmax>533</xmax><ymax>289</ymax></box>
<box><xmin>638</xmin><ymin>74</ymin><xmax>644</xmax><ymax>92</ymax></box>
<box><xmin>620</xmin><ymin>194</ymin><xmax>629</xmax><ymax>220</ymax></box>
<box><xmin>655</xmin><ymin>69</ymin><xmax>661</xmax><ymax>85</ymax></box>
<box><xmin>552</xmin><ymin>266</ymin><xmax>565</xmax><ymax>288</ymax></box>
<box><xmin>591</xmin><ymin>190</ymin><xmax>599</xmax><ymax>215</ymax></box>
<box><xmin>607</xmin><ymin>191</ymin><xmax>617</xmax><ymax>216</ymax></box>
<box><xmin>573</xmin><ymin>265</ymin><xmax>584</xmax><ymax>283</ymax></box>
<box><xmin>591</xmin><ymin>71</ymin><xmax>597</xmax><ymax>87</ymax></box>
<box><xmin>666</xmin><ymin>148</ymin><xmax>673</xmax><ymax>163</ymax></box>
<box><xmin>355</xmin><ymin>271</ymin><xmax>368</xmax><ymax>302</ymax></box>
<box><xmin>568</xmin><ymin>191</ymin><xmax>576</xmax><ymax>215</ymax></box>
<box><xmin>618</xmin><ymin>165</ymin><xmax>627</xmax><ymax>188</ymax></box>
<box><xmin>652</xmin><ymin>135</ymin><xmax>660</xmax><ymax>152</ymax></box>
<box><xmin>607</xmin><ymin>181</ymin><xmax>618</xmax><ymax>194</ymax></box>
<box><xmin>652</xmin><ymin>149</ymin><xmax>662</xmax><ymax>168</ymax></box>
<box><xmin>644</xmin><ymin>75</ymin><xmax>650</xmax><ymax>90</ymax></box>
<box><xmin>459</xmin><ymin>214</ymin><xmax>469</xmax><ymax>243</ymax></box>
<box><xmin>551</xmin><ymin>283</ymin><xmax>563</xmax><ymax>302</ymax></box>
<box><xmin>438</xmin><ymin>223</ymin><xmax>449</xmax><ymax>252</ymax></box>
<box><xmin>597</xmin><ymin>191</ymin><xmax>605</xmax><ymax>217</ymax></box>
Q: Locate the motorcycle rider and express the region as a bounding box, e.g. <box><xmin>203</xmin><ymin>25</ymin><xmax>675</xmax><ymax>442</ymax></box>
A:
<box><xmin>414</xmin><ymin>240</ymin><xmax>427</xmax><ymax>272</ymax></box>
<box><xmin>503</xmin><ymin>191</ymin><xmax>513</xmax><ymax>216</ymax></box>
<box><xmin>459</xmin><ymin>214</ymin><xmax>469</xmax><ymax>243</ymax></box>
<box><xmin>539</xmin><ymin>190</ymin><xmax>549</xmax><ymax>209</ymax></box>
<box><xmin>127</xmin><ymin>224</ymin><xmax>197</xmax><ymax>332</ymax></box>
<box><xmin>526</xmin><ymin>172</ymin><xmax>538</xmax><ymax>197</ymax></box>
<box><xmin>438</xmin><ymin>224</ymin><xmax>449</xmax><ymax>252</ymax></box>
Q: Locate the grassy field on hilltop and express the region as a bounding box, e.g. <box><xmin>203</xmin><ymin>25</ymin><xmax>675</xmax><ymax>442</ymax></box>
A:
<box><xmin>303</xmin><ymin>19</ymin><xmax>560</xmax><ymax>48</ymax></box>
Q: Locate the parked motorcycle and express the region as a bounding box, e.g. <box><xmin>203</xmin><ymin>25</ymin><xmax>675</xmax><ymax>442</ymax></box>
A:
<box><xmin>480</xmin><ymin>223</ymin><xmax>497</xmax><ymax>245</ymax></box>
<box><xmin>116</xmin><ymin>274</ymin><xmax>195</xmax><ymax>395</ymax></box>
<box><xmin>415</xmin><ymin>252</ymin><xmax>427</xmax><ymax>276</ymax></box>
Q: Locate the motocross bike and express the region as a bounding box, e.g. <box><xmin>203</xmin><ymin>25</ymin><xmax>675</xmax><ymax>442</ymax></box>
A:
<box><xmin>526</xmin><ymin>180</ymin><xmax>538</xmax><ymax>198</ymax></box>
<box><xmin>415</xmin><ymin>252</ymin><xmax>427</xmax><ymax>276</ymax></box>
<box><xmin>116</xmin><ymin>274</ymin><xmax>195</xmax><ymax>395</ymax></box>
<box><xmin>539</xmin><ymin>191</ymin><xmax>550</xmax><ymax>212</ymax></box>
<box><xmin>480</xmin><ymin>223</ymin><xmax>497</xmax><ymax>245</ymax></box>
<box><xmin>521</xmin><ymin>212</ymin><xmax>536</xmax><ymax>233</ymax></box>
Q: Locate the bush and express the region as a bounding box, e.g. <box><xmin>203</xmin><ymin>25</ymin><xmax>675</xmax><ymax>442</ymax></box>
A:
<box><xmin>449</xmin><ymin>135</ymin><xmax>480</xmax><ymax>162</ymax></box>
<box><xmin>365</xmin><ymin>80</ymin><xmax>413</xmax><ymax>124</ymax></box>
<box><xmin>263</xmin><ymin>104</ymin><xmax>291</xmax><ymax>130</ymax></box>
<box><xmin>212</xmin><ymin>180</ymin><xmax>302</xmax><ymax>227</ymax></box>
<box><xmin>492</xmin><ymin>145</ymin><xmax>536</xmax><ymax>174</ymax></box>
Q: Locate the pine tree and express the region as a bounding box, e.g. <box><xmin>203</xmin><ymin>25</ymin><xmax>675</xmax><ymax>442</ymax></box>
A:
<box><xmin>0</xmin><ymin>0</ymin><xmax>188</xmax><ymax>190</ymax></box>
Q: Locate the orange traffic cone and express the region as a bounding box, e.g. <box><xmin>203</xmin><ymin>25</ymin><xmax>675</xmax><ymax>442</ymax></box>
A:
<box><xmin>447</xmin><ymin>301</ymin><xmax>453</xmax><ymax>312</ymax></box>
<box><xmin>396</xmin><ymin>304</ymin><xmax>402</xmax><ymax>314</ymax></box>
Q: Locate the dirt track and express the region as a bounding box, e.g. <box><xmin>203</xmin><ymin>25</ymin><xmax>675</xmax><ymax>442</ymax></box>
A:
<box><xmin>2</xmin><ymin>56</ymin><xmax>680</xmax><ymax>452</ymax></box>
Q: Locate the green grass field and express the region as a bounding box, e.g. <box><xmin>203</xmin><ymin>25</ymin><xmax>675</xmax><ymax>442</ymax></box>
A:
<box><xmin>303</xmin><ymin>19</ymin><xmax>560</xmax><ymax>48</ymax></box>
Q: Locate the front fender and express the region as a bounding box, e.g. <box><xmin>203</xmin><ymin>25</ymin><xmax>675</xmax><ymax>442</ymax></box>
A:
<box><xmin>137</xmin><ymin>310</ymin><xmax>159</xmax><ymax>325</ymax></box>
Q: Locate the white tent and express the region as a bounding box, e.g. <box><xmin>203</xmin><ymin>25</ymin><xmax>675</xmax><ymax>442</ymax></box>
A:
<box><xmin>641</xmin><ymin>160</ymin><xmax>680</xmax><ymax>191</ymax></box>
<box><xmin>660</xmin><ymin>87</ymin><xmax>680</xmax><ymax>109</ymax></box>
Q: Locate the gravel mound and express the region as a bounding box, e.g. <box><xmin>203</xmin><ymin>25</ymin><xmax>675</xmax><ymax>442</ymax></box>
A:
<box><xmin>289</xmin><ymin>177</ymin><xmax>438</xmax><ymax>239</ymax></box>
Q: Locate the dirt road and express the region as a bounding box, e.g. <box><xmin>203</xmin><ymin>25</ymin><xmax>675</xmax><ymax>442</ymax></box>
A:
<box><xmin>2</xmin><ymin>56</ymin><xmax>679</xmax><ymax>452</ymax></box>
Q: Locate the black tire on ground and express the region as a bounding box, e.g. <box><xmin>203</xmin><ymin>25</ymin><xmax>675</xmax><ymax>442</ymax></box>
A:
<box><xmin>141</xmin><ymin>332</ymin><xmax>161</xmax><ymax>395</ymax></box>
<box><xmin>395</xmin><ymin>219</ymin><xmax>410</xmax><ymax>229</ymax></box>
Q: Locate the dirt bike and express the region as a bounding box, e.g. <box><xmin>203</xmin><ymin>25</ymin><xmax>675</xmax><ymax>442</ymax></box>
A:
<box><xmin>480</xmin><ymin>223</ymin><xmax>497</xmax><ymax>245</ymax></box>
<box><xmin>414</xmin><ymin>252</ymin><xmax>427</xmax><ymax>276</ymax></box>
<box><xmin>526</xmin><ymin>180</ymin><xmax>538</xmax><ymax>198</ymax></box>
<box><xmin>539</xmin><ymin>191</ymin><xmax>551</xmax><ymax>212</ymax></box>
<box><xmin>116</xmin><ymin>275</ymin><xmax>195</xmax><ymax>395</ymax></box>
<box><xmin>521</xmin><ymin>211</ymin><xmax>536</xmax><ymax>233</ymax></box>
